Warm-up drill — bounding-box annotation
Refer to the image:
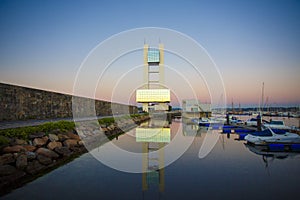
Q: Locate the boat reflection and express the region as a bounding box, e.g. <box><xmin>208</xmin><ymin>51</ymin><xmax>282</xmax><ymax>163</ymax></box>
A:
<box><xmin>245</xmin><ymin>144</ymin><xmax>300</xmax><ymax>169</ymax></box>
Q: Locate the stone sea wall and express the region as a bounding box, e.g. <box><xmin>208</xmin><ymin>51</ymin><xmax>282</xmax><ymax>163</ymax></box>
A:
<box><xmin>0</xmin><ymin>82</ymin><xmax>138</xmax><ymax>121</ymax></box>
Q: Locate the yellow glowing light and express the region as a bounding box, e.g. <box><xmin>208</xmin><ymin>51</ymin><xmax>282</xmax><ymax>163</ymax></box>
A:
<box><xmin>136</xmin><ymin>89</ymin><xmax>170</xmax><ymax>102</ymax></box>
<box><xmin>136</xmin><ymin>128</ymin><xmax>171</xmax><ymax>143</ymax></box>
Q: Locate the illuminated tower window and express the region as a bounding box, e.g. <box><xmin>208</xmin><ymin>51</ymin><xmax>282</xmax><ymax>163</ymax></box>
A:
<box><xmin>147</xmin><ymin>48</ymin><xmax>160</xmax><ymax>63</ymax></box>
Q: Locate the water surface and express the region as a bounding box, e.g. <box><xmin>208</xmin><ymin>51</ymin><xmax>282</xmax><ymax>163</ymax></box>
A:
<box><xmin>3</xmin><ymin>118</ymin><xmax>300</xmax><ymax>200</ymax></box>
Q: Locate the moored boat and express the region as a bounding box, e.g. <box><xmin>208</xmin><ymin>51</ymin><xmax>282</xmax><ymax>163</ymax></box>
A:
<box><xmin>198</xmin><ymin>117</ymin><xmax>224</xmax><ymax>127</ymax></box>
<box><xmin>264</xmin><ymin>120</ymin><xmax>289</xmax><ymax>130</ymax></box>
<box><xmin>244</xmin><ymin>127</ymin><xmax>300</xmax><ymax>145</ymax></box>
<box><xmin>230</xmin><ymin>116</ymin><xmax>244</xmax><ymax>125</ymax></box>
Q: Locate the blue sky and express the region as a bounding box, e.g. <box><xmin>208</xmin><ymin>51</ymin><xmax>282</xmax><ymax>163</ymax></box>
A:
<box><xmin>0</xmin><ymin>0</ymin><xmax>299</xmax><ymax>107</ymax></box>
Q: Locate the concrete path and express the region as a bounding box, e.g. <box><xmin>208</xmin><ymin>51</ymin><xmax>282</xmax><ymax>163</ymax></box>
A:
<box><xmin>0</xmin><ymin>118</ymin><xmax>73</xmax><ymax>130</ymax></box>
<box><xmin>0</xmin><ymin>115</ymin><xmax>123</xmax><ymax>130</ymax></box>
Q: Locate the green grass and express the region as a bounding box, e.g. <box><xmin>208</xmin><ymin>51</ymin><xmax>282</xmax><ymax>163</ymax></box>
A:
<box><xmin>0</xmin><ymin>121</ymin><xmax>75</xmax><ymax>140</ymax></box>
<box><xmin>98</xmin><ymin>117</ymin><xmax>115</xmax><ymax>125</ymax></box>
<box><xmin>97</xmin><ymin>113</ymin><xmax>148</xmax><ymax>126</ymax></box>
<box><xmin>0</xmin><ymin>113</ymin><xmax>149</xmax><ymax>140</ymax></box>
<box><xmin>0</xmin><ymin>135</ymin><xmax>10</xmax><ymax>145</ymax></box>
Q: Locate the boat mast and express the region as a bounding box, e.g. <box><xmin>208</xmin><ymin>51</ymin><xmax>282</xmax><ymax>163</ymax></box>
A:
<box><xmin>231</xmin><ymin>98</ymin><xmax>234</xmax><ymax>114</ymax></box>
<box><xmin>260</xmin><ymin>82</ymin><xmax>264</xmax><ymax>115</ymax></box>
<box><xmin>265</xmin><ymin>96</ymin><xmax>269</xmax><ymax>113</ymax></box>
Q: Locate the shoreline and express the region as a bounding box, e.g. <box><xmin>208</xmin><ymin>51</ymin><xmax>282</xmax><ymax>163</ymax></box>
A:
<box><xmin>0</xmin><ymin>114</ymin><xmax>149</xmax><ymax>196</ymax></box>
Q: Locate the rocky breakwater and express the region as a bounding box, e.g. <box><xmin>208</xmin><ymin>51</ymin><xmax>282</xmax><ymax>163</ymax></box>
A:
<box><xmin>77</xmin><ymin>114</ymin><xmax>150</xmax><ymax>150</ymax></box>
<box><xmin>0</xmin><ymin>114</ymin><xmax>150</xmax><ymax>195</ymax></box>
<box><xmin>0</xmin><ymin>130</ymin><xmax>86</xmax><ymax>195</ymax></box>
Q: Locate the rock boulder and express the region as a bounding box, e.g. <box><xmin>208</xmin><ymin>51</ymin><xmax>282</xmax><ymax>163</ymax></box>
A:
<box><xmin>37</xmin><ymin>155</ymin><xmax>52</xmax><ymax>165</ymax></box>
<box><xmin>26</xmin><ymin>160</ymin><xmax>46</xmax><ymax>175</ymax></box>
<box><xmin>13</xmin><ymin>139</ymin><xmax>27</xmax><ymax>145</ymax></box>
<box><xmin>63</xmin><ymin>139</ymin><xmax>78</xmax><ymax>148</ymax></box>
<box><xmin>23</xmin><ymin>145</ymin><xmax>36</xmax><ymax>152</ymax></box>
<box><xmin>54</xmin><ymin>147</ymin><xmax>72</xmax><ymax>157</ymax></box>
<box><xmin>33</xmin><ymin>136</ymin><xmax>48</xmax><ymax>147</ymax></box>
<box><xmin>58</xmin><ymin>134</ymin><xmax>69</xmax><ymax>142</ymax></box>
<box><xmin>0</xmin><ymin>153</ymin><xmax>15</xmax><ymax>165</ymax></box>
<box><xmin>36</xmin><ymin>148</ymin><xmax>59</xmax><ymax>159</ymax></box>
<box><xmin>47</xmin><ymin>141</ymin><xmax>62</xmax><ymax>150</ymax></box>
<box><xmin>66</xmin><ymin>132</ymin><xmax>80</xmax><ymax>140</ymax></box>
<box><xmin>0</xmin><ymin>165</ymin><xmax>18</xmax><ymax>176</ymax></box>
<box><xmin>16</xmin><ymin>154</ymin><xmax>27</xmax><ymax>169</ymax></box>
<box><xmin>26</xmin><ymin>152</ymin><xmax>36</xmax><ymax>160</ymax></box>
<box><xmin>48</xmin><ymin>134</ymin><xmax>59</xmax><ymax>142</ymax></box>
<box><xmin>3</xmin><ymin>145</ymin><xmax>26</xmax><ymax>153</ymax></box>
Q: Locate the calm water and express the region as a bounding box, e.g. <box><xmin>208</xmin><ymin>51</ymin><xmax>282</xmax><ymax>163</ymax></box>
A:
<box><xmin>3</xmin><ymin>118</ymin><xmax>300</xmax><ymax>200</ymax></box>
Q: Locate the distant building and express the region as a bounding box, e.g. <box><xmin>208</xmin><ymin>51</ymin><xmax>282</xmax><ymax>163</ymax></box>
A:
<box><xmin>182</xmin><ymin>99</ymin><xmax>211</xmax><ymax>118</ymax></box>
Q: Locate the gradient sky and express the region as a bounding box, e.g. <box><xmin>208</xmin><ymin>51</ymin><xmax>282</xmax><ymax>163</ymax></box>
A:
<box><xmin>0</xmin><ymin>0</ymin><xmax>299</xmax><ymax>107</ymax></box>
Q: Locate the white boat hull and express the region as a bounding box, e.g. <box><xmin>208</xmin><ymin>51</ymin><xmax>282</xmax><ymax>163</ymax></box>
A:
<box><xmin>245</xmin><ymin>128</ymin><xmax>300</xmax><ymax>145</ymax></box>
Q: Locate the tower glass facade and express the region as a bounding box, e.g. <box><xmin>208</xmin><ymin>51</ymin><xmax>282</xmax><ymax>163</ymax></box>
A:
<box><xmin>147</xmin><ymin>48</ymin><xmax>160</xmax><ymax>63</ymax></box>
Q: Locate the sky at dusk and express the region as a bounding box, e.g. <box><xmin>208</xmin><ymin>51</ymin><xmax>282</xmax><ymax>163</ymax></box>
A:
<box><xmin>0</xmin><ymin>0</ymin><xmax>299</xmax><ymax>107</ymax></box>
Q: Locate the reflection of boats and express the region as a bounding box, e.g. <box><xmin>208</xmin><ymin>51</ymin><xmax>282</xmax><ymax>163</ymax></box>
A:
<box><xmin>245</xmin><ymin>143</ymin><xmax>300</xmax><ymax>171</ymax></box>
<box><xmin>245</xmin><ymin>127</ymin><xmax>300</xmax><ymax>145</ymax></box>
<box><xmin>245</xmin><ymin>143</ymin><xmax>300</xmax><ymax>170</ymax></box>
<box><xmin>195</xmin><ymin>117</ymin><xmax>224</xmax><ymax>127</ymax></box>
<box><xmin>245</xmin><ymin>143</ymin><xmax>300</xmax><ymax>158</ymax></box>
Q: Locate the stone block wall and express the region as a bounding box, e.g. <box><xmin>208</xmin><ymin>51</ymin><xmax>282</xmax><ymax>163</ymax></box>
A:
<box><xmin>0</xmin><ymin>83</ymin><xmax>137</xmax><ymax>121</ymax></box>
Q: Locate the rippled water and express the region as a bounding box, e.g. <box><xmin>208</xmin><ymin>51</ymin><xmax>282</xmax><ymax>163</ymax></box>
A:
<box><xmin>3</xmin><ymin>118</ymin><xmax>300</xmax><ymax>200</ymax></box>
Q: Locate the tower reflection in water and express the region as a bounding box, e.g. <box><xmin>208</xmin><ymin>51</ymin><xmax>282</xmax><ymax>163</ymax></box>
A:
<box><xmin>135</xmin><ymin>118</ymin><xmax>170</xmax><ymax>194</ymax></box>
<box><xmin>182</xmin><ymin>117</ymin><xmax>207</xmax><ymax>137</ymax></box>
<box><xmin>135</xmin><ymin>117</ymin><xmax>207</xmax><ymax>196</ymax></box>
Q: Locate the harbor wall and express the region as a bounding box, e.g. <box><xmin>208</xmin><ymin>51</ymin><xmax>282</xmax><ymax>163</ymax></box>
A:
<box><xmin>0</xmin><ymin>83</ymin><xmax>138</xmax><ymax>121</ymax></box>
